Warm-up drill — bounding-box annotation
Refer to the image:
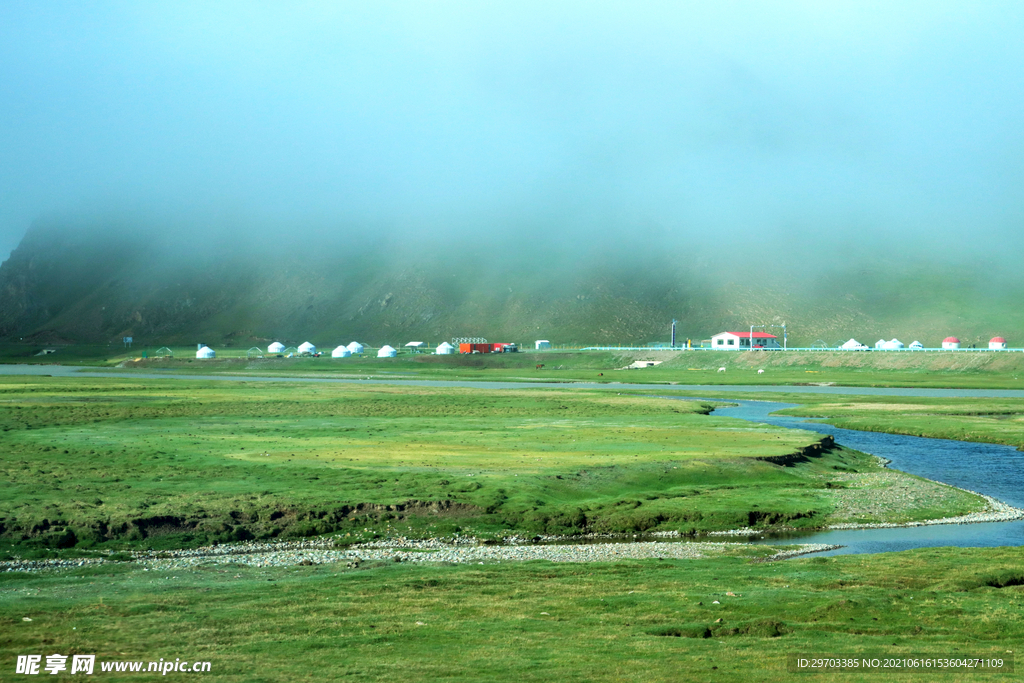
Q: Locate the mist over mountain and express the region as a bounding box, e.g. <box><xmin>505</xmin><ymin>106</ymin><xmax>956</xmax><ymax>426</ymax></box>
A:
<box><xmin>1</xmin><ymin>216</ymin><xmax>1019</xmax><ymax>348</ymax></box>
<box><xmin>3</xmin><ymin>3</ymin><xmax>1023</xmax><ymax>346</ymax></box>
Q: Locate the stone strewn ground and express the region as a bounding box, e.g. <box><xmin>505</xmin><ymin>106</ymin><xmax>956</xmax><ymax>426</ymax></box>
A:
<box><xmin>0</xmin><ymin>536</ymin><xmax>840</xmax><ymax>573</ymax></box>
<box><xmin>819</xmin><ymin>467</ymin><xmax>1024</xmax><ymax>528</ymax></box>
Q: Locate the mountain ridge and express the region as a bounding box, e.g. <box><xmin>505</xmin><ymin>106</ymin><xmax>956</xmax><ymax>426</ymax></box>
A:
<box><xmin>1</xmin><ymin>221</ymin><xmax>1018</xmax><ymax>348</ymax></box>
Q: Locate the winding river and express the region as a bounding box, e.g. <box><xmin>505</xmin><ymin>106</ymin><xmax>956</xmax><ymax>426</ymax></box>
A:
<box><xmin>5</xmin><ymin>365</ymin><xmax>1024</xmax><ymax>556</ymax></box>
<box><xmin>708</xmin><ymin>399</ymin><xmax>1024</xmax><ymax>556</ymax></box>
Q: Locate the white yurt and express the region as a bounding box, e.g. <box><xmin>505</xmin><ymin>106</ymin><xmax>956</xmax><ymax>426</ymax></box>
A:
<box><xmin>990</xmin><ymin>336</ymin><xmax>1008</xmax><ymax>350</ymax></box>
<box><xmin>377</xmin><ymin>345</ymin><xmax>397</xmax><ymax>358</ymax></box>
<box><xmin>331</xmin><ymin>345</ymin><xmax>351</xmax><ymax>358</ymax></box>
<box><xmin>840</xmin><ymin>338</ymin><xmax>867</xmax><ymax>350</ymax></box>
<box><xmin>347</xmin><ymin>341</ymin><xmax>364</xmax><ymax>354</ymax></box>
<box><xmin>196</xmin><ymin>345</ymin><xmax>216</xmax><ymax>359</ymax></box>
<box><xmin>874</xmin><ymin>339</ymin><xmax>888</xmax><ymax>349</ymax></box>
<box><xmin>909</xmin><ymin>340</ymin><xmax>924</xmax><ymax>350</ymax></box>
<box><xmin>268</xmin><ymin>342</ymin><xmax>285</xmax><ymax>353</ymax></box>
<box><xmin>435</xmin><ymin>341</ymin><xmax>455</xmax><ymax>355</ymax></box>
<box><xmin>886</xmin><ymin>338</ymin><xmax>905</xmax><ymax>350</ymax></box>
<box><xmin>297</xmin><ymin>341</ymin><xmax>316</xmax><ymax>355</ymax></box>
<box><xmin>942</xmin><ymin>336</ymin><xmax>960</xmax><ymax>350</ymax></box>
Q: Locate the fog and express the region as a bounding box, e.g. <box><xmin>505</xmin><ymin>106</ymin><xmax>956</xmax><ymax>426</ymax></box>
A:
<box><xmin>2</xmin><ymin>1</ymin><xmax>1023</xmax><ymax>268</ymax></box>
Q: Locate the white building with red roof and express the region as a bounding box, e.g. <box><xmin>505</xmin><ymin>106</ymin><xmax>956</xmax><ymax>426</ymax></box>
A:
<box><xmin>942</xmin><ymin>336</ymin><xmax>960</xmax><ymax>350</ymax></box>
<box><xmin>711</xmin><ymin>331</ymin><xmax>781</xmax><ymax>350</ymax></box>
<box><xmin>989</xmin><ymin>336</ymin><xmax>1008</xmax><ymax>350</ymax></box>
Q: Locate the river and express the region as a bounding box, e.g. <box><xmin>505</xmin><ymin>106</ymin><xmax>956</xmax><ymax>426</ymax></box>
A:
<box><xmin>706</xmin><ymin>399</ymin><xmax>1024</xmax><ymax>556</ymax></box>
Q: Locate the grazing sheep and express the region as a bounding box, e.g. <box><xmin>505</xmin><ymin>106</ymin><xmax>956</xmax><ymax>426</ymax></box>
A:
<box><xmin>718</xmin><ymin>367</ymin><xmax>726</xmax><ymax>373</ymax></box>
<box><xmin>757</xmin><ymin>369</ymin><xmax>765</xmax><ymax>375</ymax></box>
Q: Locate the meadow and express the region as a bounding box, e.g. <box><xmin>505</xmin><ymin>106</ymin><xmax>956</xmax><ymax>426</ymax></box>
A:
<box><xmin>774</xmin><ymin>397</ymin><xmax>1024</xmax><ymax>450</ymax></box>
<box><xmin>15</xmin><ymin>343</ymin><xmax>1024</xmax><ymax>390</ymax></box>
<box><xmin>2</xmin><ymin>547</ymin><xmax>1021</xmax><ymax>682</ymax></box>
<box><xmin>3</xmin><ymin>375</ymin><xmax>968</xmax><ymax>559</ymax></box>
<box><xmin>1</xmin><ymin>364</ymin><xmax>1021</xmax><ymax>681</ymax></box>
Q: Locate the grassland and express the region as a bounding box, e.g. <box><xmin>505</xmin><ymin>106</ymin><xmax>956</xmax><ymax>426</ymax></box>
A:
<box><xmin>12</xmin><ymin>342</ymin><xmax>1024</xmax><ymax>390</ymax></box>
<box><xmin>0</xmin><ymin>376</ymin><xmax>989</xmax><ymax>559</ymax></box>
<box><xmin>2</xmin><ymin>547</ymin><xmax>1022</xmax><ymax>682</ymax></box>
<box><xmin>2</xmin><ymin>368</ymin><xmax>1021</xmax><ymax>681</ymax></box>
<box><xmin>773</xmin><ymin>396</ymin><xmax>1024</xmax><ymax>450</ymax></box>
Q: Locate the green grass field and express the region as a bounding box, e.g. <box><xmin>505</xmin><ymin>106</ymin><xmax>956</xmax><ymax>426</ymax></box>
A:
<box><xmin>14</xmin><ymin>344</ymin><xmax>1024</xmax><ymax>393</ymax></box>
<box><xmin>2</xmin><ymin>371</ymin><xmax>1021</xmax><ymax>681</ymax></box>
<box><xmin>12</xmin><ymin>343</ymin><xmax>1024</xmax><ymax>389</ymax></box>
<box><xmin>774</xmin><ymin>396</ymin><xmax>1024</xmax><ymax>450</ymax></box>
<box><xmin>7</xmin><ymin>376</ymin><xmax>969</xmax><ymax>558</ymax></box>
<box><xmin>2</xmin><ymin>547</ymin><xmax>1021</xmax><ymax>682</ymax></box>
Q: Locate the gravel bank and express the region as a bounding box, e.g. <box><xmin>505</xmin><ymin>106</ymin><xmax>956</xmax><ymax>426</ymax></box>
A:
<box><xmin>825</xmin><ymin>491</ymin><xmax>1024</xmax><ymax>530</ymax></box>
<box><xmin>0</xmin><ymin>536</ymin><xmax>839</xmax><ymax>573</ymax></box>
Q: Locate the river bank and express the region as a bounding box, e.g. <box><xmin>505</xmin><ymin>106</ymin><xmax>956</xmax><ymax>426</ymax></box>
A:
<box><xmin>0</xmin><ymin>534</ymin><xmax>841</xmax><ymax>573</ymax></box>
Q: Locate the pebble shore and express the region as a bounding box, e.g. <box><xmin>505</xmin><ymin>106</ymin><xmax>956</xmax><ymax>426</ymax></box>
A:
<box><xmin>825</xmin><ymin>491</ymin><xmax>1024</xmax><ymax>530</ymax></box>
<box><xmin>0</xmin><ymin>535</ymin><xmax>840</xmax><ymax>573</ymax></box>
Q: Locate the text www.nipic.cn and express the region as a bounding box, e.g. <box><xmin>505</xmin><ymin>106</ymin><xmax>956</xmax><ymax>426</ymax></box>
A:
<box><xmin>16</xmin><ymin>655</ymin><xmax>212</xmax><ymax>675</ymax></box>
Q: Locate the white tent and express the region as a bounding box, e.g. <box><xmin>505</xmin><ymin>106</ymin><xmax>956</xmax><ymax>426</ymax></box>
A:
<box><xmin>297</xmin><ymin>341</ymin><xmax>316</xmax><ymax>355</ymax></box>
<box><xmin>196</xmin><ymin>345</ymin><xmax>216</xmax><ymax>359</ymax></box>
<box><xmin>331</xmin><ymin>345</ymin><xmax>351</xmax><ymax>358</ymax></box>
<box><xmin>268</xmin><ymin>342</ymin><xmax>285</xmax><ymax>353</ymax></box>
<box><xmin>435</xmin><ymin>341</ymin><xmax>455</xmax><ymax>355</ymax></box>
<box><xmin>874</xmin><ymin>339</ymin><xmax>887</xmax><ymax>349</ymax></box>
<box><xmin>909</xmin><ymin>340</ymin><xmax>924</xmax><ymax>349</ymax></box>
<box><xmin>377</xmin><ymin>344</ymin><xmax>397</xmax><ymax>358</ymax></box>
<box><xmin>878</xmin><ymin>338</ymin><xmax>904</xmax><ymax>350</ymax></box>
<box><xmin>405</xmin><ymin>341</ymin><xmax>425</xmax><ymax>348</ymax></box>
<box><xmin>840</xmin><ymin>338</ymin><xmax>868</xmax><ymax>350</ymax></box>
<box><xmin>347</xmin><ymin>341</ymin><xmax>364</xmax><ymax>354</ymax></box>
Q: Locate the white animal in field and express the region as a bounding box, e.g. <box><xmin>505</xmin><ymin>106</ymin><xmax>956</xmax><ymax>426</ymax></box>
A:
<box><xmin>757</xmin><ymin>369</ymin><xmax>765</xmax><ymax>375</ymax></box>
<box><xmin>717</xmin><ymin>367</ymin><xmax>726</xmax><ymax>372</ymax></box>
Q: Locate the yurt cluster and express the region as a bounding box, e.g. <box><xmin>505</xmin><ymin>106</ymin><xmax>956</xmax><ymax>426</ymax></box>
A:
<box><xmin>195</xmin><ymin>340</ymin><xmax>458</xmax><ymax>359</ymax></box>
<box><xmin>838</xmin><ymin>336</ymin><xmax>1009</xmax><ymax>351</ymax></box>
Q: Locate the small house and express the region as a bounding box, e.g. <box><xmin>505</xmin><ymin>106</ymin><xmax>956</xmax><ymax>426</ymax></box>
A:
<box><xmin>941</xmin><ymin>337</ymin><xmax>960</xmax><ymax>350</ymax></box>
<box><xmin>710</xmin><ymin>331</ymin><xmax>780</xmax><ymax>350</ymax></box>
<box><xmin>535</xmin><ymin>340</ymin><xmax>551</xmax><ymax>350</ymax></box>
<box><xmin>989</xmin><ymin>336</ymin><xmax>1008</xmax><ymax>350</ymax></box>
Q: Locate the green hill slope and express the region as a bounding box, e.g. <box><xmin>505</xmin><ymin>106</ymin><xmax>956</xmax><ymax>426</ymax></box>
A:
<box><xmin>0</xmin><ymin>220</ymin><xmax>1019</xmax><ymax>347</ymax></box>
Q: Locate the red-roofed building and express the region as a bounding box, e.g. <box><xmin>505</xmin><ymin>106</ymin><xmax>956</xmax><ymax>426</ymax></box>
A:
<box><xmin>711</xmin><ymin>331</ymin><xmax>781</xmax><ymax>350</ymax></box>
<box><xmin>942</xmin><ymin>336</ymin><xmax>960</xmax><ymax>350</ymax></box>
<box><xmin>989</xmin><ymin>336</ymin><xmax>1008</xmax><ymax>350</ymax></box>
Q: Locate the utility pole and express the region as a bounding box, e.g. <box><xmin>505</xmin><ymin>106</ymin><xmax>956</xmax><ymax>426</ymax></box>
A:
<box><xmin>671</xmin><ymin>320</ymin><xmax>677</xmax><ymax>348</ymax></box>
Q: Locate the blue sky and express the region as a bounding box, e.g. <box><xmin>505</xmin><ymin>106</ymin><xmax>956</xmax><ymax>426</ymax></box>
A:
<box><xmin>2</xmin><ymin>1</ymin><xmax>1023</xmax><ymax>261</ymax></box>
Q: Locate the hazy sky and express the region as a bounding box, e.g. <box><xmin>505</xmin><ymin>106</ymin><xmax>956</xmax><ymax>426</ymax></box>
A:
<box><xmin>2</xmin><ymin>1</ymin><xmax>1023</xmax><ymax>261</ymax></box>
